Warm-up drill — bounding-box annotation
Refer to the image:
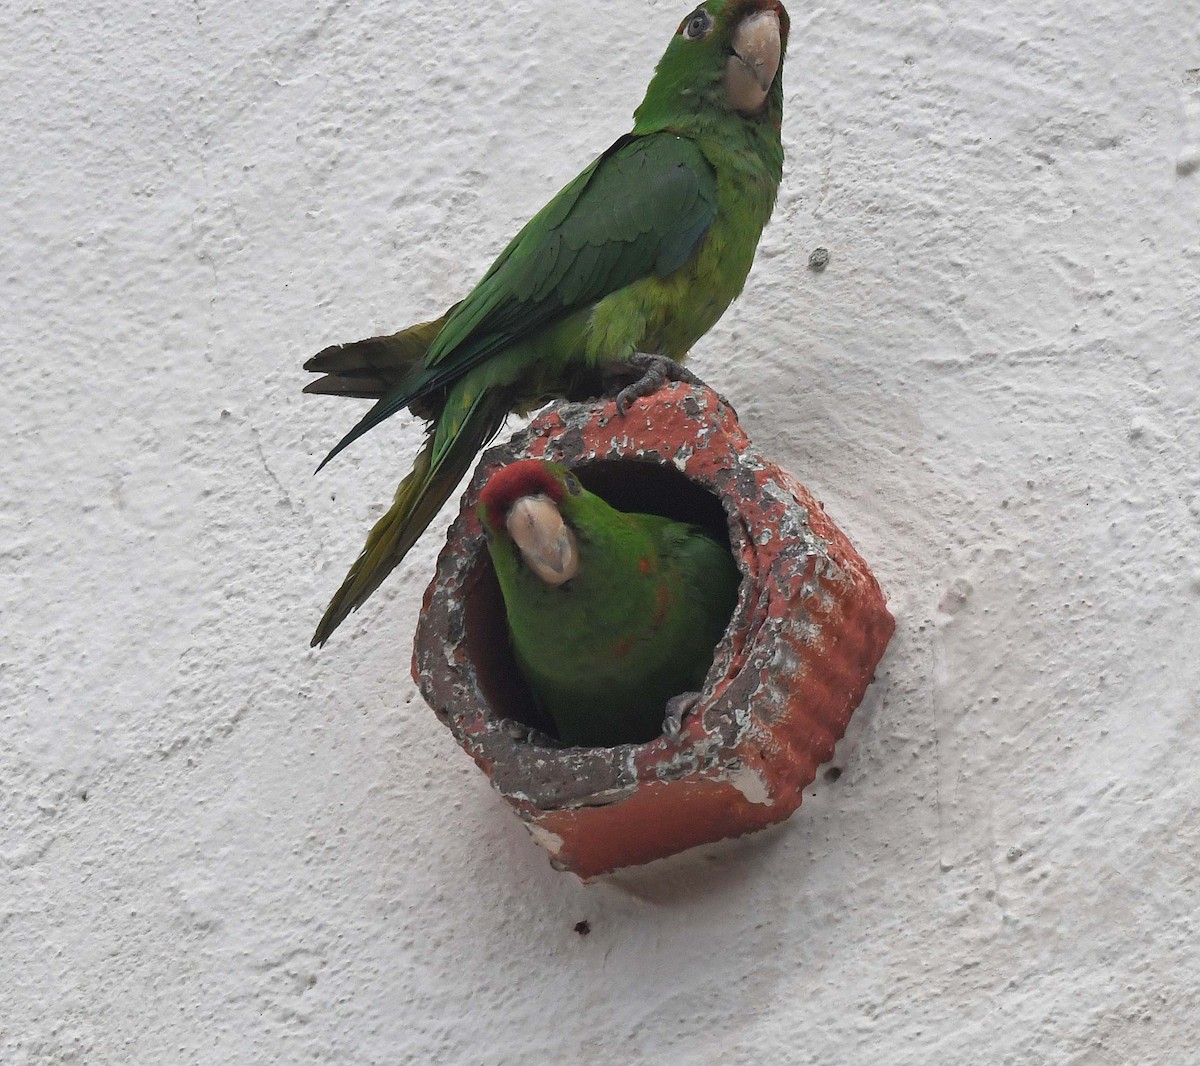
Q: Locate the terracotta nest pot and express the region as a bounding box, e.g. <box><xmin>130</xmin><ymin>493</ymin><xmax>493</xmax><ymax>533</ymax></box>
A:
<box><xmin>413</xmin><ymin>384</ymin><xmax>894</xmax><ymax>879</ymax></box>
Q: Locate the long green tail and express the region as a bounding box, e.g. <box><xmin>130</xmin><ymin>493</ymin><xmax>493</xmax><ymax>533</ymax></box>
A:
<box><xmin>311</xmin><ymin>389</ymin><xmax>508</xmax><ymax>646</ymax></box>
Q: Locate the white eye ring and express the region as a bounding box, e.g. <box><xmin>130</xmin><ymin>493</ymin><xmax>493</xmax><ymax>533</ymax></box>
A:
<box><xmin>683</xmin><ymin>9</ymin><xmax>714</xmax><ymax>41</ymax></box>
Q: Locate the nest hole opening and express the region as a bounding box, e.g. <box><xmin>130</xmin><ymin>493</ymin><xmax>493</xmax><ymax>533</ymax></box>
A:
<box><xmin>461</xmin><ymin>457</ymin><xmax>739</xmax><ymax>745</ymax></box>
<box><xmin>572</xmin><ymin>458</ymin><xmax>732</xmax><ymax>552</ymax></box>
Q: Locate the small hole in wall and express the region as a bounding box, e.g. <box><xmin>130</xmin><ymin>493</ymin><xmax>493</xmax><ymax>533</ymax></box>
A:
<box><xmin>462</xmin><ymin>458</ymin><xmax>738</xmax><ymax>744</ymax></box>
<box><xmin>574</xmin><ymin>920</ymin><xmax>591</xmax><ymax>936</ymax></box>
<box><xmin>823</xmin><ymin>766</ymin><xmax>843</xmax><ymax>783</ymax></box>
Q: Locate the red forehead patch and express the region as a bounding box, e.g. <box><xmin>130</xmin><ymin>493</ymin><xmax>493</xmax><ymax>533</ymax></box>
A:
<box><xmin>479</xmin><ymin>460</ymin><xmax>565</xmax><ymax>529</ymax></box>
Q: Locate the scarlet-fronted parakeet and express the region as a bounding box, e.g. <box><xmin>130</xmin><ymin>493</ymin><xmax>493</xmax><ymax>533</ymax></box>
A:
<box><xmin>307</xmin><ymin>1</ymin><xmax>789</xmax><ymax>646</ymax></box>
<box><xmin>476</xmin><ymin>460</ymin><xmax>741</xmax><ymax>747</ymax></box>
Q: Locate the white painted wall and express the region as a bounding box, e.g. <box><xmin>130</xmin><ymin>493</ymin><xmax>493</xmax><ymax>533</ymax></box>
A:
<box><xmin>4</xmin><ymin>0</ymin><xmax>1199</xmax><ymax>1062</ymax></box>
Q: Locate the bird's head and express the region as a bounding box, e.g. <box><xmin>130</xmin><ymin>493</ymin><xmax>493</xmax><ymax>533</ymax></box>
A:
<box><xmin>635</xmin><ymin>1</ymin><xmax>789</xmax><ymax>130</ymax></box>
<box><xmin>478</xmin><ymin>460</ymin><xmax>582</xmax><ymax>587</ymax></box>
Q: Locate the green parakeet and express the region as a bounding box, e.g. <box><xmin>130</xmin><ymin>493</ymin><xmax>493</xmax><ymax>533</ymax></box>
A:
<box><xmin>477</xmin><ymin>460</ymin><xmax>741</xmax><ymax>747</ymax></box>
<box><xmin>306</xmin><ymin>1</ymin><xmax>788</xmax><ymax>646</ymax></box>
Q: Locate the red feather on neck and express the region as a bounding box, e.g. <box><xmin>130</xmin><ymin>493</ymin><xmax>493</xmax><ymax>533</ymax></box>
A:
<box><xmin>479</xmin><ymin>460</ymin><xmax>565</xmax><ymax>530</ymax></box>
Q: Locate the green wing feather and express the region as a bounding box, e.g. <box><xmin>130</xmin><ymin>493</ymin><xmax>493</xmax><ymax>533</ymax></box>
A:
<box><xmin>317</xmin><ymin>133</ymin><xmax>718</xmax><ymax>467</ymax></box>
<box><xmin>310</xmin><ymin>387</ymin><xmax>511</xmax><ymax>646</ymax></box>
<box><xmin>662</xmin><ymin>521</ymin><xmax>742</xmax><ymax>668</ymax></box>
<box><xmin>424</xmin><ymin>133</ymin><xmax>718</xmax><ymax>370</ymax></box>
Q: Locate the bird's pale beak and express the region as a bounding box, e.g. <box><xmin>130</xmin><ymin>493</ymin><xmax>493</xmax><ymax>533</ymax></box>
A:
<box><xmin>506</xmin><ymin>494</ymin><xmax>579</xmax><ymax>586</ymax></box>
<box><xmin>725</xmin><ymin>9</ymin><xmax>782</xmax><ymax>115</ymax></box>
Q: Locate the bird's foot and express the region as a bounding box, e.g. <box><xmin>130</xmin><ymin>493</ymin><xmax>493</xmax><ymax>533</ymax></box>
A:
<box><xmin>606</xmin><ymin>354</ymin><xmax>736</xmax><ymax>418</ymax></box>
<box><xmin>526</xmin><ymin>726</ymin><xmax>565</xmax><ymax>749</ymax></box>
<box><xmin>501</xmin><ymin>719</ymin><xmax>564</xmax><ymax>748</ymax></box>
<box><xmin>662</xmin><ymin>691</ymin><xmax>703</xmax><ymax>742</ymax></box>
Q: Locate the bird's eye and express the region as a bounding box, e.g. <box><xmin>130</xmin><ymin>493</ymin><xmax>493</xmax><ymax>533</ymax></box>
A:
<box><xmin>682</xmin><ymin>9</ymin><xmax>714</xmax><ymax>41</ymax></box>
<box><xmin>563</xmin><ymin>473</ymin><xmax>582</xmax><ymax>496</ymax></box>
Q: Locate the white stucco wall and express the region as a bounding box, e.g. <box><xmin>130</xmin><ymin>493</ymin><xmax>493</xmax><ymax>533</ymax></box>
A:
<box><xmin>4</xmin><ymin>0</ymin><xmax>1199</xmax><ymax>1062</ymax></box>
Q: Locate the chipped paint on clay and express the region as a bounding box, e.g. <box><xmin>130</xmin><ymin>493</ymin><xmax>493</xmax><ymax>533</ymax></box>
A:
<box><xmin>525</xmin><ymin>824</ymin><xmax>566</xmax><ymax>856</ymax></box>
<box><xmin>414</xmin><ymin>383</ymin><xmax>894</xmax><ymax>878</ymax></box>
<box><xmin>725</xmin><ymin>764</ymin><xmax>775</xmax><ymax>806</ymax></box>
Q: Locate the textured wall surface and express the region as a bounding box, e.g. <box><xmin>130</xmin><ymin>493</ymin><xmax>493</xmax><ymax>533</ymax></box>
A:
<box><xmin>3</xmin><ymin>1</ymin><xmax>1199</xmax><ymax>1063</ymax></box>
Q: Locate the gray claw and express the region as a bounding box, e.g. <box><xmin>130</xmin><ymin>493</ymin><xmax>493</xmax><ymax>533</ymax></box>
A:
<box><xmin>612</xmin><ymin>354</ymin><xmax>706</xmax><ymax>416</ymax></box>
<box><xmin>524</xmin><ymin>726</ymin><xmax>565</xmax><ymax>749</ymax></box>
<box><xmin>609</xmin><ymin>354</ymin><xmax>738</xmax><ymax>418</ymax></box>
<box><xmin>501</xmin><ymin>720</ymin><xmax>565</xmax><ymax>748</ymax></box>
<box><xmin>662</xmin><ymin>691</ymin><xmax>702</xmax><ymax>741</ymax></box>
